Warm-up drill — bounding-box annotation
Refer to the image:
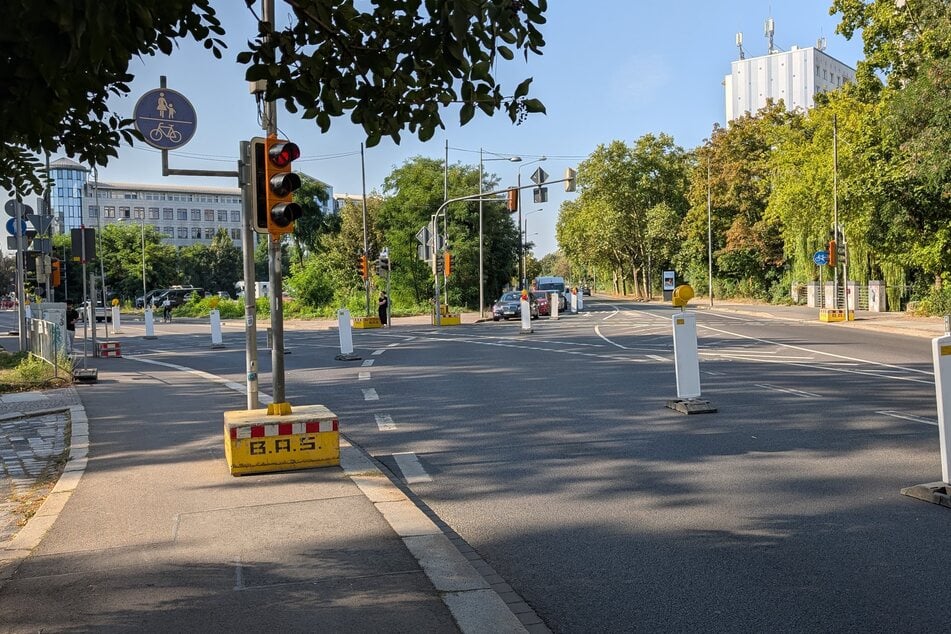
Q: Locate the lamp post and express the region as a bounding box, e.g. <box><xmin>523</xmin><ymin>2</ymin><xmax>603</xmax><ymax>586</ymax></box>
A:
<box><xmin>119</xmin><ymin>213</ymin><xmax>147</xmax><ymax>305</ymax></box>
<box><xmin>516</xmin><ymin>156</ymin><xmax>546</xmax><ymax>289</ymax></box>
<box><xmin>479</xmin><ymin>150</ymin><xmax>521</xmax><ymax>317</ymax></box>
<box><xmin>707</xmin><ymin>143</ymin><xmax>714</xmax><ymax>308</ymax></box>
<box><xmin>523</xmin><ymin>208</ymin><xmax>543</xmax><ymax>288</ymax></box>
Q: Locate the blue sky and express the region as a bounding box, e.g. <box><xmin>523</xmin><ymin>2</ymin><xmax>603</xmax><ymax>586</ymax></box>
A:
<box><xmin>96</xmin><ymin>1</ymin><xmax>866</xmax><ymax>257</ymax></box>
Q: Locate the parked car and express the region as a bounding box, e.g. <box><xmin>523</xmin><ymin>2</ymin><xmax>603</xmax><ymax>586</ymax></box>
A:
<box><xmin>150</xmin><ymin>287</ymin><xmax>204</xmax><ymax>309</ymax></box>
<box><xmin>135</xmin><ymin>289</ymin><xmax>168</xmax><ymax>309</ymax></box>
<box><xmin>78</xmin><ymin>300</ymin><xmax>111</xmax><ymax>323</ymax></box>
<box><xmin>533</xmin><ymin>276</ymin><xmax>568</xmax><ymax>311</ymax></box>
<box><xmin>492</xmin><ymin>291</ymin><xmax>540</xmax><ymax>321</ymax></box>
<box><xmin>535</xmin><ymin>292</ymin><xmax>550</xmax><ymax>316</ymax></box>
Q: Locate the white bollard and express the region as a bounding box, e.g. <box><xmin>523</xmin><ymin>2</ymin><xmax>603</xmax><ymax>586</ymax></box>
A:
<box><xmin>111</xmin><ymin>305</ymin><xmax>122</xmax><ymax>333</ymax></box>
<box><xmin>144</xmin><ymin>308</ymin><xmax>156</xmax><ymax>339</ymax></box>
<box><xmin>550</xmin><ymin>292</ymin><xmax>559</xmax><ymax>320</ymax></box>
<box><xmin>931</xmin><ymin>335</ymin><xmax>951</xmax><ymax>483</ymax></box>
<box><xmin>571</xmin><ymin>290</ymin><xmax>578</xmax><ymax>313</ymax></box>
<box><xmin>672</xmin><ymin>312</ymin><xmax>701</xmax><ymax>399</ymax></box>
<box><xmin>520</xmin><ymin>298</ymin><xmax>533</xmax><ymax>333</ymax></box>
<box><xmin>210</xmin><ymin>309</ymin><xmax>224</xmax><ymax>347</ymax></box>
<box><xmin>578</xmin><ymin>292</ymin><xmax>584</xmax><ymax>311</ymax></box>
<box><xmin>338</xmin><ymin>308</ymin><xmax>354</xmax><ymax>355</ymax></box>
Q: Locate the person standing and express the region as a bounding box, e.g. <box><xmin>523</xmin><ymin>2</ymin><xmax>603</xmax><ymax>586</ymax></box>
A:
<box><xmin>378</xmin><ymin>291</ymin><xmax>389</xmax><ymax>327</ymax></box>
<box><xmin>66</xmin><ymin>300</ymin><xmax>78</xmax><ymax>352</ymax></box>
<box><xmin>162</xmin><ymin>297</ymin><xmax>172</xmax><ymax>323</ymax></box>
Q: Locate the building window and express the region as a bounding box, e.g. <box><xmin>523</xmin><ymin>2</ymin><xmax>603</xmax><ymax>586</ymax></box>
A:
<box><xmin>88</xmin><ymin>206</ymin><xmax>99</xmax><ymax>218</ymax></box>
<box><xmin>191</xmin><ymin>227</ymin><xmax>202</xmax><ymax>239</ymax></box>
<box><xmin>218</xmin><ymin>210</ymin><xmax>228</xmax><ymax>222</ymax></box>
<box><xmin>204</xmin><ymin>209</ymin><xmax>215</xmax><ymax>221</ymax></box>
<box><xmin>163</xmin><ymin>208</ymin><xmax>173</xmax><ymax>220</ymax></box>
<box><xmin>134</xmin><ymin>206</ymin><xmax>145</xmax><ymax>219</ymax></box>
<box><xmin>204</xmin><ymin>228</ymin><xmax>215</xmax><ymax>239</ymax></box>
<box><xmin>230</xmin><ymin>210</ymin><xmax>241</xmax><ymax>223</ymax></box>
<box><xmin>163</xmin><ymin>226</ymin><xmax>174</xmax><ymax>237</ymax></box>
<box><xmin>178</xmin><ymin>227</ymin><xmax>188</xmax><ymax>239</ymax></box>
<box><xmin>177</xmin><ymin>209</ymin><xmax>188</xmax><ymax>220</ymax></box>
<box><xmin>149</xmin><ymin>207</ymin><xmax>160</xmax><ymax>219</ymax></box>
<box><xmin>118</xmin><ymin>206</ymin><xmax>130</xmax><ymax>219</ymax></box>
<box><xmin>191</xmin><ymin>209</ymin><xmax>201</xmax><ymax>221</ymax></box>
<box><xmin>231</xmin><ymin>228</ymin><xmax>242</xmax><ymax>240</ymax></box>
<box><xmin>103</xmin><ymin>206</ymin><xmax>116</xmax><ymax>218</ymax></box>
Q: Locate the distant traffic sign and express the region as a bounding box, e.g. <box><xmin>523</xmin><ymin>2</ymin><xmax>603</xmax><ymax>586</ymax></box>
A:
<box><xmin>5</xmin><ymin>218</ymin><xmax>27</xmax><ymax>236</ymax></box>
<box><xmin>133</xmin><ymin>87</ymin><xmax>197</xmax><ymax>150</ymax></box>
<box><xmin>813</xmin><ymin>250</ymin><xmax>829</xmax><ymax>266</ymax></box>
<box><xmin>531</xmin><ymin>167</ymin><xmax>548</xmax><ymax>185</ymax></box>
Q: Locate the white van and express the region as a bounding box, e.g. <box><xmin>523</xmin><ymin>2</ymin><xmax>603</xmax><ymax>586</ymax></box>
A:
<box><xmin>533</xmin><ymin>276</ymin><xmax>568</xmax><ymax>311</ymax></box>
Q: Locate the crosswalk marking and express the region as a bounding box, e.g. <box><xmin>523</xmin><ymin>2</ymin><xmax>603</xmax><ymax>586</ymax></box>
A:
<box><xmin>362</xmin><ymin>388</ymin><xmax>379</xmax><ymax>401</ymax></box>
<box><xmin>393</xmin><ymin>452</ymin><xmax>432</xmax><ymax>483</ymax></box>
<box><xmin>375</xmin><ymin>413</ymin><xmax>397</xmax><ymax>431</ymax></box>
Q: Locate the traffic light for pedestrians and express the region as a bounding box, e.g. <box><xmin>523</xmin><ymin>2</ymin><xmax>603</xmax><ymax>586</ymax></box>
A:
<box><xmin>51</xmin><ymin>259</ymin><xmax>61</xmax><ymax>287</ymax></box>
<box><xmin>251</xmin><ymin>136</ymin><xmax>302</xmax><ymax>236</ymax></box>
<box><xmin>443</xmin><ymin>251</ymin><xmax>453</xmax><ymax>277</ymax></box>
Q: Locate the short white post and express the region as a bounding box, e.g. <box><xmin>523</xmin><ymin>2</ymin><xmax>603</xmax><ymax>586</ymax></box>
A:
<box><xmin>672</xmin><ymin>311</ymin><xmax>701</xmax><ymax>399</ymax></box>
<box><xmin>932</xmin><ymin>335</ymin><xmax>951</xmax><ymax>484</ymax></box>
<box><xmin>210</xmin><ymin>309</ymin><xmax>224</xmax><ymax>348</ymax></box>
<box><xmin>578</xmin><ymin>292</ymin><xmax>584</xmax><ymax>311</ymax></box>
<box><xmin>550</xmin><ymin>292</ymin><xmax>559</xmax><ymax>320</ymax></box>
<box><xmin>144</xmin><ymin>308</ymin><xmax>156</xmax><ymax>339</ymax></box>
<box><xmin>111</xmin><ymin>305</ymin><xmax>122</xmax><ymax>333</ymax></box>
<box><xmin>571</xmin><ymin>289</ymin><xmax>578</xmax><ymax>313</ymax></box>
<box><xmin>520</xmin><ymin>297</ymin><xmax>532</xmax><ymax>333</ymax></box>
<box><xmin>338</xmin><ymin>308</ymin><xmax>354</xmax><ymax>356</ymax></box>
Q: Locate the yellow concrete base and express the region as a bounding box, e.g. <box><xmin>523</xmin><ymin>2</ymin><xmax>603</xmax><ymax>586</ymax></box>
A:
<box><xmin>352</xmin><ymin>316</ymin><xmax>382</xmax><ymax>329</ymax></box>
<box><xmin>819</xmin><ymin>308</ymin><xmax>855</xmax><ymax>322</ymax></box>
<box><xmin>432</xmin><ymin>314</ymin><xmax>461</xmax><ymax>326</ymax></box>
<box><xmin>223</xmin><ymin>404</ymin><xmax>340</xmax><ymax>476</ymax></box>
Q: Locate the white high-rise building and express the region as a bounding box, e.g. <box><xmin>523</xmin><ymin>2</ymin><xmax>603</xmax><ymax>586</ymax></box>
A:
<box><xmin>725</xmin><ymin>44</ymin><xmax>855</xmax><ymax>121</ymax></box>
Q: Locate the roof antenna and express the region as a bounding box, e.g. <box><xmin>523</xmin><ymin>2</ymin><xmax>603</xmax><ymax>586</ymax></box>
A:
<box><xmin>736</xmin><ymin>32</ymin><xmax>745</xmax><ymax>59</ymax></box>
<box><xmin>765</xmin><ymin>16</ymin><xmax>777</xmax><ymax>54</ymax></box>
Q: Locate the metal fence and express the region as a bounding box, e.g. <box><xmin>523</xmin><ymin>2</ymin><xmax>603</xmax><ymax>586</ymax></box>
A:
<box><xmin>28</xmin><ymin>318</ymin><xmax>68</xmax><ymax>374</ymax></box>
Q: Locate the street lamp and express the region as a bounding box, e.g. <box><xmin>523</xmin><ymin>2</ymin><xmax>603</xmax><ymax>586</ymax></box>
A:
<box><xmin>706</xmin><ymin>142</ymin><xmax>714</xmax><ymax>308</ymax></box>
<box><xmin>516</xmin><ymin>156</ymin><xmax>546</xmax><ymax>289</ymax></box>
<box><xmin>479</xmin><ymin>150</ymin><xmax>521</xmax><ymax>317</ymax></box>
<box><xmin>523</xmin><ymin>208</ymin><xmax>543</xmax><ymax>288</ymax></box>
<box><xmin>119</xmin><ymin>213</ymin><xmax>147</xmax><ymax>306</ymax></box>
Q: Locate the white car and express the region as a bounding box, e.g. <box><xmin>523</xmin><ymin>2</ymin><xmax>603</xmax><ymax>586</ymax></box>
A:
<box><xmin>78</xmin><ymin>301</ymin><xmax>111</xmax><ymax>323</ymax></box>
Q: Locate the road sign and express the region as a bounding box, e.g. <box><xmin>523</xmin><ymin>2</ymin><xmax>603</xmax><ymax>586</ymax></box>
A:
<box><xmin>813</xmin><ymin>250</ymin><xmax>829</xmax><ymax>266</ymax></box>
<box><xmin>5</xmin><ymin>218</ymin><xmax>27</xmax><ymax>236</ymax></box>
<box><xmin>4</xmin><ymin>200</ymin><xmax>33</xmax><ymax>218</ymax></box>
<box><xmin>533</xmin><ymin>187</ymin><xmax>548</xmax><ymax>204</ymax></box>
<box><xmin>133</xmin><ymin>87</ymin><xmax>197</xmax><ymax>150</ymax></box>
<box><xmin>415</xmin><ymin>225</ymin><xmax>430</xmax><ymax>245</ymax></box>
<box><xmin>531</xmin><ymin>167</ymin><xmax>548</xmax><ymax>185</ymax></box>
<box><xmin>26</xmin><ymin>214</ymin><xmax>53</xmax><ymax>234</ymax></box>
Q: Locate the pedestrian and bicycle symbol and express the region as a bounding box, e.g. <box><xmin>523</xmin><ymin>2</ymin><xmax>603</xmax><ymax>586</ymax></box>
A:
<box><xmin>813</xmin><ymin>250</ymin><xmax>829</xmax><ymax>266</ymax></box>
<box><xmin>133</xmin><ymin>87</ymin><xmax>197</xmax><ymax>150</ymax></box>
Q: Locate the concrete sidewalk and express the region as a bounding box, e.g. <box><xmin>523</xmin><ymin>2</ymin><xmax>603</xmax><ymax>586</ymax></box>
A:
<box><xmin>0</xmin><ymin>358</ymin><xmax>528</xmax><ymax>632</ymax></box>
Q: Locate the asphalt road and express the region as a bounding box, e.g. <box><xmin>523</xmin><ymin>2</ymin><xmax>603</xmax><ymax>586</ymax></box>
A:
<box><xmin>8</xmin><ymin>300</ymin><xmax>951</xmax><ymax>632</ymax></box>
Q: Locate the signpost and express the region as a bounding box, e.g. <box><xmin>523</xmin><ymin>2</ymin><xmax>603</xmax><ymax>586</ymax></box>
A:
<box><xmin>813</xmin><ymin>250</ymin><xmax>829</xmax><ymax>266</ymax></box>
<box><xmin>133</xmin><ymin>87</ymin><xmax>198</xmax><ymax>150</ymax></box>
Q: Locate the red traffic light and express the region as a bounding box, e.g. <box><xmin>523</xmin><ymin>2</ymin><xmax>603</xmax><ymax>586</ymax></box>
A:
<box><xmin>269</xmin><ymin>142</ymin><xmax>300</xmax><ymax>168</ymax></box>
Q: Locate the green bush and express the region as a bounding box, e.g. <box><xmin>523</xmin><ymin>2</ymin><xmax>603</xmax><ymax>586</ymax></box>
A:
<box><xmin>912</xmin><ymin>285</ymin><xmax>951</xmax><ymax>316</ymax></box>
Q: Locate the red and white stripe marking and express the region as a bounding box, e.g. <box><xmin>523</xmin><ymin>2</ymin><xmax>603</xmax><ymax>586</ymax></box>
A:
<box><xmin>229</xmin><ymin>419</ymin><xmax>339</xmax><ymax>439</ymax></box>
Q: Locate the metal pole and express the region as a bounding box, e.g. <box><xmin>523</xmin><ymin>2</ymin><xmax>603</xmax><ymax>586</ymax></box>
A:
<box><xmin>14</xmin><ymin>199</ymin><xmax>26</xmax><ymax>351</ymax></box>
<box><xmin>433</xmin><ymin>214</ymin><xmax>441</xmax><ymax>326</ymax></box>
<box><xmin>833</xmin><ymin>114</ymin><xmax>839</xmax><ymax>310</ymax></box>
<box><xmin>479</xmin><ymin>149</ymin><xmax>484</xmax><ymax>318</ymax></box>
<box><xmin>361</xmin><ymin>143</ymin><xmax>370</xmax><ymax>316</ymax></box>
<box><xmin>239</xmin><ymin>140</ymin><xmax>260</xmax><ymax>410</ymax></box>
<box><xmin>263</xmin><ymin>0</ymin><xmax>286</xmax><ymax>407</ymax></box>
<box><xmin>443</xmin><ymin>140</ymin><xmax>449</xmax><ymax>306</ymax></box>
<box><xmin>517</xmin><ymin>171</ymin><xmax>523</xmax><ymax>290</ymax></box>
<box><xmin>94</xmin><ymin>168</ymin><xmax>109</xmax><ymax>339</ymax></box>
<box><xmin>707</xmin><ymin>150</ymin><xmax>713</xmax><ymax>307</ymax></box>
<box><xmin>44</xmin><ymin>153</ymin><xmax>52</xmax><ymax>300</ymax></box>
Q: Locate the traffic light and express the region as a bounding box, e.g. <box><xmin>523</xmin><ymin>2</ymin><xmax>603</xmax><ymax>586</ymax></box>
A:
<box><xmin>376</xmin><ymin>256</ymin><xmax>389</xmax><ymax>275</ymax></box>
<box><xmin>827</xmin><ymin>240</ymin><xmax>837</xmax><ymax>267</ymax></box>
<box><xmin>357</xmin><ymin>255</ymin><xmax>368</xmax><ymax>280</ymax></box>
<box><xmin>51</xmin><ymin>259</ymin><xmax>61</xmax><ymax>287</ymax></box>
<box><xmin>443</xmin><ymin>251</ymin><xmax>453</xmax><ymax>277</ymax></box>
<box><xmin>564</xmin><ymin>167</ymin><xmax>577</xmax><ymax>192</ymax></box>
<box><xmin>506</xmin><ymin>187</ymin><xmax>518</xmax><ymax>212</ymax></box>
<box><xmin>250</xmin><ymin>135</ymin><xmax>302</xmax><ymax>236</ymax></box>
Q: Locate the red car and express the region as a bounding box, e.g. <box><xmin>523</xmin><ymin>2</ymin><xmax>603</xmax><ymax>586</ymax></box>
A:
<box><xmin>534</xmin><ymin>292</ymin><xmax>550</xmax><ymax>316</ymax></box>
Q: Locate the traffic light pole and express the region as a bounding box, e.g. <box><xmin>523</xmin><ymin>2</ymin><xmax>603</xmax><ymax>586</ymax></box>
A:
<box><xmin>262</xmin><ymin>0</ymin><xmax>289</xmax><ymax>412</ymax></box>
<box><xmin>239</xmin><ymin>141</ymin><xmax>260</xmax><ymax>410</ymax></box>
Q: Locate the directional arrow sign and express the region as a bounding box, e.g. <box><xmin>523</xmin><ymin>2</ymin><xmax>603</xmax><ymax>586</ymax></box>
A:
<box><xmin>26</xmin><ymin>214</ymin><xmax>53</xmax><ymax>234</ymax></box>
<box><xmin>531</xmin><ymin>167</ymin><xmax>548</xmax><ymax>185</ymax></box>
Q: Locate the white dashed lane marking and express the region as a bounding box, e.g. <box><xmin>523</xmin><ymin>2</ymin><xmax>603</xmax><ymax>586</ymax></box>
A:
<box><xmin>358</xmin><ymin>371</ymin><xmax>371</xmax><ymax>381</ymax></box>
<box><xmin>375</xmin><ymin>413</ymin><xmax>397</xmax><ymax>431</ymax></box>
<box><xmin>362</xmin><ymin>359</ymin><xmax>375</xmax><ymax>367</ymax></box>
<box><xmin>755</xmin><ymin>383</ymin><xmax>822</xmax><ymax>398</ymax></box>
<box><xmin>362</xmin><ymin>388</ymin><xmax>379</xmax><ymax>401</ymax></box>
<box><xmin>371</xmin><ymin>349</ymin><xmax>385</xmax><ymax>356</ymax></box>
<box><xmin>393</xmin><ymin>452</ymin><xmax>432</xmax><ymax>483</ymax></box>
<box><xmin>877</xmin><ymin>410</ymin><xmax>937</xmax><ymax>426</ymax></box>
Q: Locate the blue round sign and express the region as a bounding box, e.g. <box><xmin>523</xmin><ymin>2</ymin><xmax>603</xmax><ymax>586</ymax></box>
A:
<box><xmin>133</xmin><ymin>88</ymin><xmax>197</xmax><ymax>150</ymax></box>
<box><xmin>5</xmin><ymin>218</ymin><xmax>27</xmax><ymax>236</ymax></box>
<box><xmin>813</xmin><ymin>250</ymin><xmax>829</xmax><ymax>266</ymax></box>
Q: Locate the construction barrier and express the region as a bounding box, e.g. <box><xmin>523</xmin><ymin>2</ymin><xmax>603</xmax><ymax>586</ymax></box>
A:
<box><xmin>98</xmin><ymin>341</ymin><xmax>121</xmax><ymax>358</ymax></box>
<box><xmin>223</xmin><ymin>404</ymin><xmax>340</xmax><ymax>476</ymax></box>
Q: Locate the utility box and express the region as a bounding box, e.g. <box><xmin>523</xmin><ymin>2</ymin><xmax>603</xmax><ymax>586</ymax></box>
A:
<box><xmin>868</xmin><ymin>281</ymin><xmax>886</xmax><ymax>312</ymax></box>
